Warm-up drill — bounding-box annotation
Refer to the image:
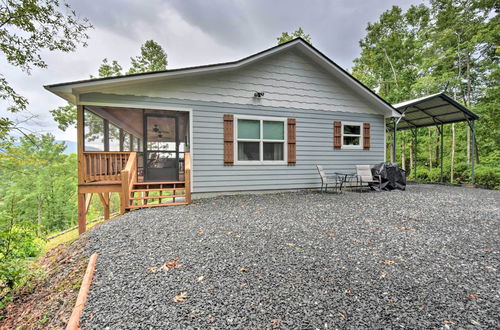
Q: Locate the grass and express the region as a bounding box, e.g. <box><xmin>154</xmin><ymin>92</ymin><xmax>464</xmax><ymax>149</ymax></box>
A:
<box><xmin>44</xmin><ymin>218</ymin><xmax>106</xmax><ymax>253</ymax></box>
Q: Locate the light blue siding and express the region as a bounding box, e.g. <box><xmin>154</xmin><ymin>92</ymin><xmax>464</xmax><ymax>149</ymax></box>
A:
<box><xmin>80</xmin><ymin>93</ymin><xmax>385</xmax><ymax>194</ymax></box>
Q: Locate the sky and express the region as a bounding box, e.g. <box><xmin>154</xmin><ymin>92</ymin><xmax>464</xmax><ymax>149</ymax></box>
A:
<box><xmin>1</xmin><ymin>0</ymin><xmax>425</xmax><ymax>143</ymax></box>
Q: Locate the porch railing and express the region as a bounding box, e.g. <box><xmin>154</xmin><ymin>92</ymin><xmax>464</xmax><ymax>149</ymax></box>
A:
<box><xmin>120</xmin><ymin>152</ymin><xmax>138</xmax><ymax>213</ymax></box>
<box><xmin>82</xmin><ymin>152</ymin><xmax>131</xmax><ymax>183</ymax></box>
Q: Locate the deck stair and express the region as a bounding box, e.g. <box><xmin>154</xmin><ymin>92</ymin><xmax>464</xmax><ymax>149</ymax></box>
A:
<box><xmin>128</xmin><ymin>181</ymin><xmax>187</xmax><ymax>209</ymax></box>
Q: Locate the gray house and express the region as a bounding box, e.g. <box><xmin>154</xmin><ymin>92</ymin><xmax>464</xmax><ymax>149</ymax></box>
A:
<box><xmin>45</xmin><ymin>38</ymin><xmax>400</xmax><ymax>232</ymax></box>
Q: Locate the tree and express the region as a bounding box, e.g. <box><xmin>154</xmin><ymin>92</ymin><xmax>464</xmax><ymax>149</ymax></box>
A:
<box><xmin>352</xmin><ymin>4</ymin><xmax>431</xmax><ymax>103</ymax></box>
<box><xmin>277</xmin><ymin>27</ymin><xmax>312</xmax><ymax>45</ymax></box>
<box><xmin>50</xmin><ymin>40</ymin><xmax>168</xmax><ymax>130</ymax></box>
<box><xmin>127</xmin><ymin>40</ymin><xmax>168</xmax><ymax>74</ymax></box>
<box><xmin>92</xmin><ymin>58</ymin><xmax>123</xmax><ymax>78</ymax></box>
<box><xmin>0</xmin><ymin>0</ymin><xmax>91</xmax><ymax>117</ymax></box>
<box><xmin>355</xmin><ymin>0</ymin><xmax>498</xmax><ymax>185</ymax></box>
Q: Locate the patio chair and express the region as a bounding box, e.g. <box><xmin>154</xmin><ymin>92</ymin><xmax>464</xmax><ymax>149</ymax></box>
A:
<box><xmin>356</xmin><ymin>165</ymin><xmax>382</xmax><ymax>192</ymax></box>
<box><xmin>316</xmin><ymin>165</ymin><xmax>342</xmax><ymax>193</ymax></box>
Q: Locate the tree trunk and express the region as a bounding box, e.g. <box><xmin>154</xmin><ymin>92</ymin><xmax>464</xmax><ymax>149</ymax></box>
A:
<box><xmin>451</xmin><ymin>123</ymin><xmax>456</xmax><ymax>183</ymax></box>
<box><xmin>466</xmin><ymin>54</ymin><xmax>472</xmax><ymax>165</ymax></box>
<box><xmin>37</xmin><ymin>196</ymin><xmax>43</xmax><ymax>236</ymax></box>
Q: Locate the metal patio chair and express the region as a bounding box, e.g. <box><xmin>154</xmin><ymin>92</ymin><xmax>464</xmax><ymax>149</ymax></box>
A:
<box><xmin>355</xmin><ymin>165</ymin><xmax>382</xmax><ymax>192</ymax></box>
<box><xmin>316</xmin><ymin>165</ymin><xmax>342</xmax><ymax>193</ymax></box>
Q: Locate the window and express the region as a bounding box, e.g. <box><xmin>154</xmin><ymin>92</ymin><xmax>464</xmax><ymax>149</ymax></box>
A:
<box><xmin>342</xmin><ymin>122</ymin><xmax>363</xmax><ymax>149</ymax></box>
<box><xmin>235</xmin><ymin>116</ymin><xmax>287</xmax><ymax>164</ymax></box>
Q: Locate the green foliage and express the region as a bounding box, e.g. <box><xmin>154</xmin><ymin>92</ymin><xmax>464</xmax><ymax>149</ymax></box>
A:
<box><xmin>0</xmin><ymin>0</ymin><xmax>91</xmax><ymax>114</ymax></box>
<box><xmin>277</xmin><ymin>27</ymin><xmax>312</xmax><ymax>45</ymax></box>
<box><xmin>96</xmin><ymin>58</ymin><xmax>123</xmax><ymax>78</ymax></box>
<box><xmin>0</xmin><ymin>135</ymin><xmax>78</xmax><ymax>234</ymax></box>
<box><xmin>352</xmin><ymin>4</ymin><xmax>430</xmax><ymax>103</ymax></box>
<box><xmin>49</xmin><ymin>103</ymin><xmax>78</xmax><ymax>132</ymax></box>
<box><xmin>127</xmin><ymin>40</ymin><xmax>168</xmax><ymax>74</ymax></box>
<box><xmin>473</xmin><ymin>166</ymin><xmax>500</xmax><ymax>189</ymax></box>
<box><xmin>356</xmin><ymin>0</ymin><xmax>498</xmax><ymax>186</ymax></box>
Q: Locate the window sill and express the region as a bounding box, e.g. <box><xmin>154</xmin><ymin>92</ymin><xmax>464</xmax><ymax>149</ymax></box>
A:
<box><xmin>234</xmin><ymin>161</ymin><xmax>288</xmax><ymax>166</ymax></box>
<box><xmin>341</xmin><ymin>145</ymin><xmax>363</xmax><ymax>150</ymax></box>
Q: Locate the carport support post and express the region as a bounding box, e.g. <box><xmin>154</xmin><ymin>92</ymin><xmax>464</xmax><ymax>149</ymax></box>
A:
<box><xmin>392</xmin><ymin>120</ymin><xmax>397</xmax><ymax>163</ymax></box>
<box><xmin>412</xmin><ymin>128</ymin><xmax>417</xmax><ymax>181</ymax></box>
<box><xmin>470</xmin><ymin>120</ymin><xmax>475</xmax><ymax>184</ymax></box>
<box><xmin>440</xmin><ymin>124</ymin><xmax>444</xmax><ymax>183</ymax></box>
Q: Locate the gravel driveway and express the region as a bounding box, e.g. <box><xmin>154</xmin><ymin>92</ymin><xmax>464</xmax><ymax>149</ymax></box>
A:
<box><xmin>81</xmin><ymin>184</ymin><xmax>499</xmax><ymax>329</ymax></box>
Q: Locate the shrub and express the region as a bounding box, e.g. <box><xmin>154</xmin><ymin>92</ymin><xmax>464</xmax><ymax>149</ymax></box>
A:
<box><xmin>474</xmin><ymin>166</ymin><xmax>500</xmax><ymax>189</ymax></box>
<box><xmin>0</xmin><ymin>223</ymin><xmax>43</xmax><ymax>291</ymax></box>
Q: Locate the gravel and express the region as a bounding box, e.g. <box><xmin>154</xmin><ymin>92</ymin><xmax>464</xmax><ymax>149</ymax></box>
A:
<box><xmin>81</xmin><ymin>184</ymin><xmax>500</xmax><ymax>329</ymax></box>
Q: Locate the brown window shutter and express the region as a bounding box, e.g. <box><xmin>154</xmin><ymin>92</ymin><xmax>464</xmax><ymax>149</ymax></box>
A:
<box><xmin>363</xmin><ymin>122</ymin><xmax>371</xmax><ymax>150</ymax></box>
<box><xmin>333</xmin><ymin>121</ymin><xmax>342</xmax><ymax>149</ymax></box>
<box><xmin>287</xmin><ymin>118</ymin><xmax>296</xmax><ymax>165</ymax></box>
<box><xmin>223</xmin><ymin>114</ymin><xmax>234</xmax><ymax>165</ymax></box>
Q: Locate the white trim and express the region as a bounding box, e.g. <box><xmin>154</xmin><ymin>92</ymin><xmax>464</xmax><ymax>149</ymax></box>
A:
<box><xmin>79</xmin><ymin>101</ymin><xmax>195</xmax><ymax>192</ymax></box>
<box><xmin>233</xmin><ymin>115</ymin><xmax>288</xmax><ymax>165</ymax></box>
<box><xmin>341</xmin><ymin>121</ymin><xmax>363</xmax><ymax>150</ymax></box>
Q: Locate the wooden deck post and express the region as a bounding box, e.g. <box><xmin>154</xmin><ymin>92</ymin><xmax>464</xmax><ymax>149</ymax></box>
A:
<box><xmin>78</xmin><ymin>193</ymin><xmax>86</xmax><ymax>234</ymax></box>
<box><xmin>99</xmin><ymin>192</ymin><xmax>110</xmax><ymax>220</ymax></box>
<box><xmin>77</xmin><ymin>105</ymin><xmax>87</xmax><ymax>235</ymax></box>
<box><xmin>120</xmin><ymin>170</ymin><xmax>129</xmax><ymax>214</ymax></box>
<box><xmin>185</xmin><ymin>152</ymin><xmax>191</xmax><ymax>204</ymax></box>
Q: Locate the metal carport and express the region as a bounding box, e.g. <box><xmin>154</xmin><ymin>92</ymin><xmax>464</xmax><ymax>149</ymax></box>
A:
<box><xmin>388</xmin><ymin>92</ymin><xmax>480</xmax><ymax>184</ymax></box>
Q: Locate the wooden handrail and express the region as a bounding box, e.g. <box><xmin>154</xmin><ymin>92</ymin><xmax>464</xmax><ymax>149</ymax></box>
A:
<box><xmin>184</xmin><ymin>152</ymin><xmax>191</xmax><ymax>204</ymax></box>
<box><xmin>120</xmin><ymin>152</ymin><xmax>137</xmax><ymax>213</ymax></box>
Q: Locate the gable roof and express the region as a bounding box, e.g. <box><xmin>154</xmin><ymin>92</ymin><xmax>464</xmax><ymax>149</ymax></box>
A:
<box><xmin>45</xmin><ymin>38</ymin><xmax>401</xmax><ymax>117</ymax></box>
<box><xmin>391</xmin><ymin>92</ymin><xmax>479</xmax><ymax>130</ymax></box>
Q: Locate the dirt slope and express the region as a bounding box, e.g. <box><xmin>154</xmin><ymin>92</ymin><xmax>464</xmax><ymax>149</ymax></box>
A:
<box><xmin>0</xmin><ymin>238</ymin><xmax>88</xmax><ymax>329</ymax></box>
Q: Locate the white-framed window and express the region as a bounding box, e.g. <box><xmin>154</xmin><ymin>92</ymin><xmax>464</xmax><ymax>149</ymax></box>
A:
<box><xmin>234</xmin><ymin>115</ymin><xmax>287</xmax><ymax>165</ymax></box>
<box><xmin>341</xmin><ymin>121</ymin><xmax>363</xmax><ymax>149</ymax></box>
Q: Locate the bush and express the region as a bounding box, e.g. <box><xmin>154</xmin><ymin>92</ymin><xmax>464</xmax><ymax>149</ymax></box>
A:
<box><xmin>428</xmin><ymin>167</ymin><xmax>442</xmax><ymax>182</ymax></box>
<box><xmin>414</xmin><ymin>166</ymin><xmax>430</xmax><ymax>181</ymax></box>
<box><xmin>0</xmin><ymin>223</ymin><xmax>43</xmax><ymax>291</ymax></box>
<box><xmin>0</xmin><ymin>224</ymin><xmax>42</xmax><ymax>260</ymax></box>
<box><xmin>474</xmin><ymin>166</ymin><xmax>500</xmax><ymax>189</ymax></box>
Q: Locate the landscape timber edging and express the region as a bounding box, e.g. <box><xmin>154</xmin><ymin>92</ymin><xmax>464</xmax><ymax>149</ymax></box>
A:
<box><xmin>66</xmin><ymin>253</ymin><xmax>98</xmax><ymax>330</ymax></box>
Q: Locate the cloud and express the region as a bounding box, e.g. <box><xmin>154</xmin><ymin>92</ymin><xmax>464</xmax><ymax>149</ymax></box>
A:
<box><xmin>0</xmin><ymin>0</ymin><xmax>423</xmax><ymax>142</ymax></box>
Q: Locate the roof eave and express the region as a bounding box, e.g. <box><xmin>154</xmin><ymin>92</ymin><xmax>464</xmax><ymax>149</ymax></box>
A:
<box><xmin>45</xmin><ymin>37</ymin><xmax>400</xmax><ymax>117</ymax></box>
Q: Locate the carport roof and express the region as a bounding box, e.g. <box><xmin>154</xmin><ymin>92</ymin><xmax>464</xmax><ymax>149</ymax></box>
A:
<box><xmin>391</xmin><ymin>92</ymin><xmax>479</xmax><ymax>130</ymax></box>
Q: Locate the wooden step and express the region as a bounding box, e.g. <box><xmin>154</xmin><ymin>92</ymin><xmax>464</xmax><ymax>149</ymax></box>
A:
<box><xmin>130</xmin><ymin>194</ymin><xmax>185</xmax><ymax>200</ymax></box>
<box><xmin>133</xmin><ymin>181</ymin><xmax>184</xmax><ymax>187</ymax></box>
<box><xmin>130</xmin><ymin>187</ymin><xmax>185</xmax><ymax>193</ymax></box>
<box><xmin>128</xmin><ymin>201</ymin><xmax>188</xmax><ymax>209</ymax></box>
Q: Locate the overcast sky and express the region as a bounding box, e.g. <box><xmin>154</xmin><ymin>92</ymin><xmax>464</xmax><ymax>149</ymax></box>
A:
<box><xmin>1</xmin><ymin>0</ymin><xmax>424</xmax><ymax>142</ymax></box>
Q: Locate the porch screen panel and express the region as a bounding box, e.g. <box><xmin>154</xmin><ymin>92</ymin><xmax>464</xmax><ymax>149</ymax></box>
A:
<box><xmin>122</xmin><ymin>132</ymin><xmax>131</xmax><ymax>151</ymax></box>
<box><xmin>108</xmin><ymin>124</ymin><xmax>120</xmax><ymax>151</ymax></box>
<box><xmin>84</xmin><ymin>110</ymin><xmax>105</xmax><ymax>151</ymax></box>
